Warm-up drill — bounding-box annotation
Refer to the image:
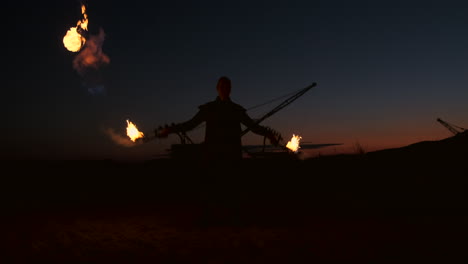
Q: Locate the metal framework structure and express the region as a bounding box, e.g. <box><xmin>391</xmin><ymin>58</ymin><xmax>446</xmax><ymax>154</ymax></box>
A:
<box><xmin>151</xmin><ymin>82</ymin><xmax>317</xmax><ymax>144</ymax></box>
<box><xmin>240</xmin><ymin>82</ymin><xmax>316</xmax><ymax>137</ymax></box>
<box><xmin>140</xmin><ymin>83</ymin><xmax>317</xmax><ymax>159</ymax></box>
<box><xmin>436</xmin><ymin>118</ymin><xmax>466</xmax><ymax>135</ymax></box>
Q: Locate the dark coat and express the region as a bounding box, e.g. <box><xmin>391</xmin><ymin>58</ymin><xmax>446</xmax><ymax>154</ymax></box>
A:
<box><xmin>171</xmin><ymin>97</ymin><xmax>272</xmax><ymax>163</ymax></box>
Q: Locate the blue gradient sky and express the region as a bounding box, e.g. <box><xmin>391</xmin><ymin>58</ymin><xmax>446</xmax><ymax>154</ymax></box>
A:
<box><xmin>3</xmin><ymin>0</ymin><xmax>467</xmax><ymax>160</ymax></box>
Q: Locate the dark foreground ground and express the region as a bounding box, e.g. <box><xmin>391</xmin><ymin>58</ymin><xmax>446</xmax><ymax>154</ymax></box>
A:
<box><xmin>2</xmin><ymin>135</ymin><xmax>467</xmax><ymax>263</ymax></box>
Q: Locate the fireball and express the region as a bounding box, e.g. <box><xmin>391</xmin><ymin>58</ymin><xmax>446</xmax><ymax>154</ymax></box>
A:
<box><xmin>286</xmin><ymin>134</ymin><xmax>302</xmax><ymax>153</ymax></box>
<box><xmin>126</xmin><ymin>119</ymin><xmax>144</xmax><ymax>142</ymax></box>
<box><xmin>63</xmin><ymin>4</ymin><xmax>88</xmax><ymax>52</ymax></box>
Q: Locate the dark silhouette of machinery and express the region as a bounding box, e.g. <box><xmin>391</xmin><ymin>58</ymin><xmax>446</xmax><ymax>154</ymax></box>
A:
<box><xmin>240</xmin><ymin>83</ymin><xmax>316</xmax><ymax>137</ymax></box>
<box><xmin>436</xmin><ymin>118</ymin><xmax>467</xmax><ymax>136</ymax></box>
<box><xmin>149</xmin><ymin>83</ymin><xmax>317</xmax><ymax>159</ymax></box>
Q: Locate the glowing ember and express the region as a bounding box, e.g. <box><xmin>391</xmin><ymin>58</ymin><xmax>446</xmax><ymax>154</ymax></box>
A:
<box><xmin>286</xmin><ymin>134</ymin><xmax>302</xmax><ymax>153</ymax></box>
<box><xmin>126</xmin><ymin>119</ymin><xmax>144</xmax><ymax>142</ymax></box>
<box><xmin>63</xmin><ymin>4</ymin><xmax>88</xmax><ymax>52</ymax></box>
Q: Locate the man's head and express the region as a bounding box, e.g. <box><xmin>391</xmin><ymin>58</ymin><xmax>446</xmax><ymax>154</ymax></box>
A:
<box><xmin>216</xmin><ymin>76</ymin><xmax>231</xmax><ymax>101</ymax></box>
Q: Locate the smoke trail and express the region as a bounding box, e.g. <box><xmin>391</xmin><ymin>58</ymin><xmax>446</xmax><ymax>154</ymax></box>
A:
<box><xmin>73</xmin><ymin>28</ymin><xmax>110</xmax><ymax>95</ymax></box>
<box><xmin>103</xmin><ymin>127</ymin><xmax>136</xmax><ymax>147</ymax></box>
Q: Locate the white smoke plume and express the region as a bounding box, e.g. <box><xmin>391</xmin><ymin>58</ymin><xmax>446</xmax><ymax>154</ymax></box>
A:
<box><xmin>103</xmin><ymin>127</ymin><xmax>136</xmax><ymax>147</ymax></box>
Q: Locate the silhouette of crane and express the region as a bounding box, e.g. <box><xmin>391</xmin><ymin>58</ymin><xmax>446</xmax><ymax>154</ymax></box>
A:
<box><xmin>436</xmin><ymin>118</ymin><xmax>466</xmax><ymax>135</ymax></box>
<box><xmin>240</xmin><ymin>83</ymin><xmax>316</xmax><ymax>137</ymax></box>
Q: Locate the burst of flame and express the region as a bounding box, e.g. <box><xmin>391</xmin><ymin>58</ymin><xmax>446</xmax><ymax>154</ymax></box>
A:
<box><xmin>63</xmin><ymin>4</ymin><xmax>88</xmax><ymax>52</ymax></box>
<box><xmin>126</xmin><ymin>119</ymin><xmax>144</xmax><ymax>142</ymax></box>
<box><xmin>286</xmin><ymin>134</ymin><xmax>302</xmax><ymax>153</ymax></box>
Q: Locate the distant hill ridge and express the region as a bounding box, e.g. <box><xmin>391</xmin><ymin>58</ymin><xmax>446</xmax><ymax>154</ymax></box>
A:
<box><xmin>366</xmin><ymin>131</ymin><xmax>467</xmax><ymax>160</ymax></box>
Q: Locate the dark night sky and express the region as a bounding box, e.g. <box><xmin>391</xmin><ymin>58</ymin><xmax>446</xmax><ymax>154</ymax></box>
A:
<box><xmin>3</xmin><ymin>0</ymin><xmax>468</xmax><ymax>161</ymax></box>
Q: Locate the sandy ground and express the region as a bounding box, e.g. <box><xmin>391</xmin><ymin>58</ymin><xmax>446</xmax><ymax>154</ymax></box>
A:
<box><xmin>2</xmin><ymin>148</ymin><xmax>467</xmax><ymax>263</ymax></box>
<box><xmin>4</xmin><ymin>203</ymin><xmax>468</xmax><ymax>264</ymax></box>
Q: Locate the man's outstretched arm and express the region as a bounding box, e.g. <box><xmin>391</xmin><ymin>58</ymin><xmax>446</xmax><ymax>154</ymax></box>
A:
<box><xmin>158</xmin><ymin>110</ymin><xmax>205</xmax><ymax>138</ymax></box>
<box><xmin>240</xmin><ymin>111</ymin><xmax>282</xmax><ymax>145</ymax></box>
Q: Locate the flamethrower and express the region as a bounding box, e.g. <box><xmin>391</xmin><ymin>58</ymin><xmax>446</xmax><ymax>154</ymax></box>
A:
<box><xmin>128</xmin><ymin>122</ymin><xmax>193</xmax><ymax>146</ymax></box>
<box><xmin>134</xmin><ymin>122</ymin><xmax>300</xmax><ymax>154</ymax></box>
<box><xmin>128</xmin><ymin>82</ymin><xmax>315</xmax><ymax>155</ymax></box>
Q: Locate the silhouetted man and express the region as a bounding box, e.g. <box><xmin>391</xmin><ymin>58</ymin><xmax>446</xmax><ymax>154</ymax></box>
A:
<box><xmin>158</xmin><ymin>76</ymin><xmax>282</xmax><ymax>226</ymax></box>
<box><xmin>157</xmin><ymin>76</ymin><xmax>281</xmax><ymax>167</ymax></box>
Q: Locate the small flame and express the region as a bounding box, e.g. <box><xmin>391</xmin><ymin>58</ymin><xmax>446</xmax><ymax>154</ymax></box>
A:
<box><xmin>126</xmin><ymin>119</ymin><xmax>144</xmax><ymax>142</ymax></box>
<box><xmin>63</xmin><ymin>4</ymin><xmax>88</xmax><ymax>52</ymax></box>
<box><xmin>286</xmin><ymin>134</ymin><xmax>302</xmax><ymax>153</ymax></box>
